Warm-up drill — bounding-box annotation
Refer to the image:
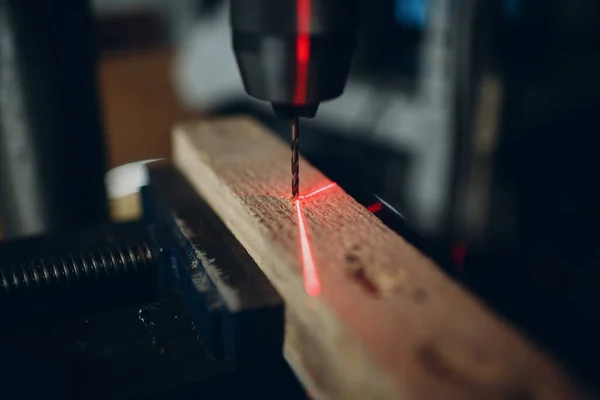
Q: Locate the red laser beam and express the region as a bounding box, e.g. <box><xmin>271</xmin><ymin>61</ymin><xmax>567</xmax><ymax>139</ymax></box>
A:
<box><xmin>367</xmin><ymin>202</ymin><xmax>383</xmax><ymax>213</ymax></box>
<box><xmin>294</xmin><ymin>0</ymin><xmax>311</xmax><ymax>105</ymax></box>
<box><xmin>298</xmin><ymin>182</ymin><xmax>337</xmax><ymax>199</ymax></box>
<box><xmin>295</xmin><ymin>199</ymin><xmax>321</xmax><ymax>296</ymax></box>
<box><xmin>452</xmin><ymin>242</ymin><xmax>467</xmax><ymax>273</ymax></box>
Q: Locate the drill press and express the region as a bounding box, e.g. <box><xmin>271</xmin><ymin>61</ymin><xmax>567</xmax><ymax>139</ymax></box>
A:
<box><xmin>230</xmin><ymin>0</ymin><xmax>359</xmax><ymax>199</ymax></box>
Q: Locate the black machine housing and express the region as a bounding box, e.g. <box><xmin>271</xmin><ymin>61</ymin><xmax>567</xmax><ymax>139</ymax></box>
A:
<box><xmin>230</xmin><ymin>0</ymin><xmax>359</xmax><ymax>119</ymax></box>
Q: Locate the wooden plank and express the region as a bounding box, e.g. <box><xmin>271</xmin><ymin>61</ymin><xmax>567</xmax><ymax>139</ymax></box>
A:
<box><xmin>173</xmin><ymin>117</ymin><xmax>579</xmax><ymax>399</ymax></box>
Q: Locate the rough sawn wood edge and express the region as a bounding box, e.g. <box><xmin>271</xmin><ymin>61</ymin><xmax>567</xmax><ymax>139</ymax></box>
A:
<box><xmin>172</xmin><ymin>116</ymin><xmax>580</xmax><ymax>400</ymax></box>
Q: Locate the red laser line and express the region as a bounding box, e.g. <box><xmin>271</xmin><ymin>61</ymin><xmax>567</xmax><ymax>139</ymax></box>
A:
<box><xmin>367</xmin><ymin>202</ymin><xmax>383</xmax><ymax>213</ymax></box>
<box><xmin>298</xmin><ymin>182</ymin><xmax>337</xmax><ymax>199</ymax></box>
<box><xmin>294</xmin><ymin>0</ymin><xmax>311</xmax><ymax>105</ymax></box>
<box><xmin>452</xmin><ymin>242</ymin><xmax>468</xmax><ymax>273</ymax></box>
<box><xmin>296</xmin><ymin>199</ymin><xmax>321</xmax><ymax>296</ymax></box>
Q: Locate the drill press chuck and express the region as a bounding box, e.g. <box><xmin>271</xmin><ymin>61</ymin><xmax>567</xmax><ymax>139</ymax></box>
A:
<box><xmin>231</xmin><ymin>0</ymin><xmax>359</xmax><ymax>120</ymax></box>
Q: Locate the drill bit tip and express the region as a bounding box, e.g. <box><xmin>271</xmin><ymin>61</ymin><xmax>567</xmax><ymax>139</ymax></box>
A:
<box><xmin>291</xmin><ymin>116</ymin><xmax>300</xmax><ymax>200</ymax></box>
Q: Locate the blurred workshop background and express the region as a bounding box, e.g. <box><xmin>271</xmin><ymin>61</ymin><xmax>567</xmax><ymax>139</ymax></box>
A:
<box><xmin>4</xmin><ymin>0</ymin><xmax>600</xmax><ymax>305</ymax></box>
<box><xmin>92</xmin><ymin>0</ymin><xmax>462</xmax><ymax>237</ymax></box>
<box><xmin>92</xmin><ymin>2</ymin><xmax>600</xmax><ymax>384</ymax></box>
<box><xmin>93</xmin><ymin>0</ymin><xmax>600</xmax><ymax>255</ymax></box>
<box><xmin>2</xmin><ymin>0</ymin><xmax>465</xmax><ymax>239</ymax></box>
<box><xmin>3</xmin><ymin>0</ymin><xmax>600</xmax><ymax>294</ymax></box>
<box><xmin>1</xmin><ymin>0</ymin><xmax>600</xmax><ymax>394</ymax></box>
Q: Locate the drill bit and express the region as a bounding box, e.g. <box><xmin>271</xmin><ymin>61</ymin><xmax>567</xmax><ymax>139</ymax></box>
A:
<box><xmin>291</xmin><ymin>116</ymin><xmax>300</xmax><ymax>200</ymax></box>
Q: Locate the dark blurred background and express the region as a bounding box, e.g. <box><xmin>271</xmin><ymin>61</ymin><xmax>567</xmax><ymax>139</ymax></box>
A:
<box><xmin>1</xmin><ymin>0</ymin><xmax>600</xmax><ymax>395</ymax></box>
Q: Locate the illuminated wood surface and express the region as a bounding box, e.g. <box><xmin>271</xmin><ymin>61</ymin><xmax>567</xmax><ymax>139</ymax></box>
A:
<box><xmin>173</xmin><ymin>117</ymin><xmax>578</xmax><ymax>400</ymax></box>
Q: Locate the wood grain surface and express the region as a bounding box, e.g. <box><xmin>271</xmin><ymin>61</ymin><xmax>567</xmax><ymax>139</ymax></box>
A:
<box><xmin>173</xmin><ymin>116</ymin><xmax>579</xmax><ymax>400</ymax></box>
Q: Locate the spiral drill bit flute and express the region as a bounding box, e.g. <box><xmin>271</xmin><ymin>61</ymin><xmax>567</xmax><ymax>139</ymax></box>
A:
<box><xmin>291</xmin><ymin>116</ymin><xmax>300</xmax><ymax>200</ymax></box>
